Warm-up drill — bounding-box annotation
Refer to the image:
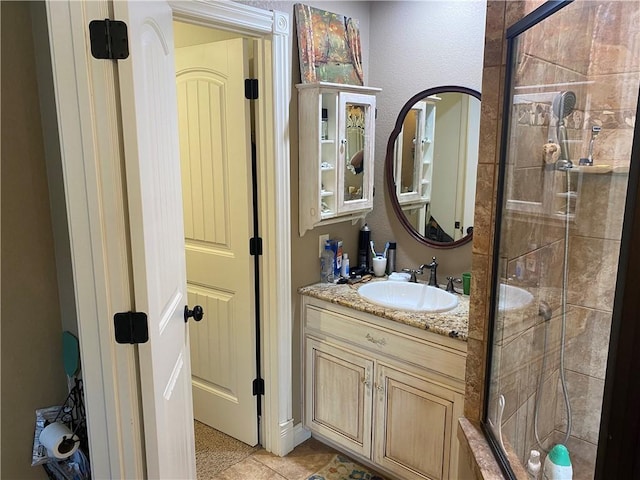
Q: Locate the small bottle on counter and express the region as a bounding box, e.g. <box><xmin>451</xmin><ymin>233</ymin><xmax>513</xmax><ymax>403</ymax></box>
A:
<box><xmin>358</xmin><ymin>223</ymin><xmax>371</xmax><ymax>272</ymax></box>
<box><xmin>341</xmin><ymin>253</ymin><xmax>350</xmax><ymax>278</ymax></box>
<box><xmin>386</xmin><ymin>242</ymin><xmax>396</xmax><ymax>275</ymax></box>
<box><xmin>320</xmin><ymin>241</ymin><xmax>335</xmax><ymax>283</ymax></box>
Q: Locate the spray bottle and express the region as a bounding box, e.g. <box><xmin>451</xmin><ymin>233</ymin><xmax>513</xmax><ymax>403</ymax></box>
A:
<box><xmin>357</xmin><ymin>223</ymin><xmax>371</xmax><ymax>272</ymax></box>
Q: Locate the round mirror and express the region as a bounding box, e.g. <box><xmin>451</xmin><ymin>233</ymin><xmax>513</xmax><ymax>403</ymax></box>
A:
<box><xmin>385</xmin><ymin>86</ymin><xmax>481</xmax><ymax>248</ymax></box>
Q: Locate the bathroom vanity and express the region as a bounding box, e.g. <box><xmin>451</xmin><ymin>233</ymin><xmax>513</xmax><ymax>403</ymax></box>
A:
<box><xmin>299</xmin><ymin>282</ymin><xmax>468</xmax><ymax>480</ymax></box>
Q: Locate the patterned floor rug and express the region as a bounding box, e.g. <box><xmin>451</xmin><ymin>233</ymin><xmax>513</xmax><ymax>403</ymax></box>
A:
<box><xmin>307</xmin><ymin>454</ymin><xmax>386</xmax><ymax>480</ymax></box>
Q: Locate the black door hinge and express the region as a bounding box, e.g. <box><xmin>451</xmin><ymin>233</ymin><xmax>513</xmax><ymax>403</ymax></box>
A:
<box><xmin>114</xmin><ymin>311</ymin><xmax>148</xmax><ymax>344</ymax></box>
<box><xmin>252</xmin><ymin>378</ymin><xmax>265</xmax><ymax>396</ymax></box>
<box><xmin>245</xmin><ymin>79</ymin><xmax>259</xmax><ymax>100</ymax></box>
<box><xmin>89</xmin><ymin>19</ymin><xmax>129</xmax><ymax>60</ymax></box>
<box><xmin>249</xmin><ymin>237</ymin><xmax>263</xmax><ymax>256</ymax></box>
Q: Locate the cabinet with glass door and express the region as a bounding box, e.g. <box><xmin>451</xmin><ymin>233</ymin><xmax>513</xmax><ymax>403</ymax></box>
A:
<box><xmin>297</xmin><ymin>82</ymin><xmax>381</xmax><ymax>236</ymax></box>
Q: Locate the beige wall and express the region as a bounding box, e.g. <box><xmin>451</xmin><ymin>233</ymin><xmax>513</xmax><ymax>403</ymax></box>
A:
<box><xmin>367</xmin><ymin>1</ymin><xmax>487</xmax><ymax>279</ymax></box>
<box><xmin>1</xmin><ymin>2</ymin><xmax>68</xmax><ymax>478</ymax></box>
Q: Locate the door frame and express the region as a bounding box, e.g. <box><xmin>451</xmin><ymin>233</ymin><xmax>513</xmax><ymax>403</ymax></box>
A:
<box><xmin>41</xmin><ymin>1</ymin><xmax>292</xmax><ymax>477</ymax></box>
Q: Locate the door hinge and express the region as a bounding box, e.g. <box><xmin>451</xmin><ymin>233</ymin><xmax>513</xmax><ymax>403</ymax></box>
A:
<box><xmin>249</xmin><ymin>237</ymin><xmax>263</xmax><ymax>256</ymax></box>
<box><xmin>114</xmin><ymin>311</ymin><xmax>148</xmax><ymax>344</ymax></box>
<box><xmin>252</xmin><ymin>378</ymin><xmax>265</xmax><ymax>396</ymax></box>
<box><xmin>244</xmin><ymin>79</ymin><xmax>259</xmax><ymax>100</ymax></box>
<box><xmin>89</xmin><ymin>19</ymin><xmax>130</xmax><ymax>60</ymax></box>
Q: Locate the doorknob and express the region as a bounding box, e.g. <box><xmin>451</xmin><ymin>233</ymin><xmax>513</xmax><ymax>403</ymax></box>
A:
<box><xmin>184</xmin><ymin>305</ymin><xmax>204</xmax><ymax>323</ymax></box>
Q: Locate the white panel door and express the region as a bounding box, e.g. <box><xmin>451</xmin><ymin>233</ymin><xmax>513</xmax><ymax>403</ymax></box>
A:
<box><xmin>175</xmin><ymin>39</ymin><xmax>258</xmax><ymax>446</ymax></box>
<box><xmin>114</xmin><ymin>2</ymin><xmax>196</xmax><ymax>478</ymax></box>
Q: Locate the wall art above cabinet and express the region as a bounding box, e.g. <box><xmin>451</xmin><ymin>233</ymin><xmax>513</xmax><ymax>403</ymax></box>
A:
<box><xmin>297</xmin><ymin>82</ymin><xmax>381</xmax><ymax>236</ymax></box>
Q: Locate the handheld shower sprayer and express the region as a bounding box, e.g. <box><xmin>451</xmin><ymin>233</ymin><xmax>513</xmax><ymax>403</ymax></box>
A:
<box><xmin>552</xmin><ymin>91</ymin><xmax>577</xmax><ymax>169</ymax></box>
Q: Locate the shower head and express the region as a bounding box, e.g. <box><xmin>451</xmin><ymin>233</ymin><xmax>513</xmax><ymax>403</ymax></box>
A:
<box><xmin>553</xmin><ymin>91</ymin><xmax>577</xmax><ymax>163</ymax></box>
<box><xmin>552</xmin><ymin>91</ymin><xmax>577</xmax><ymax>120</ymax></box>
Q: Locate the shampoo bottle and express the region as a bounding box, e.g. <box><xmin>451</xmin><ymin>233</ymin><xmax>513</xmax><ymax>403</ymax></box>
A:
<box><xmin>527</xmin><ymin>450</ymin><xmax>541</xmax><ymax>479</ymax></box>
<box><xmin>543</xmin><ymin>444</ymin><xmax>572</xmax><ymax>480</ymax></box>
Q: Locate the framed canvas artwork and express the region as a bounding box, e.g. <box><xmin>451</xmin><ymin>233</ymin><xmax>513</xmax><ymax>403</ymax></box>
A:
<box><xmin>294</xmin><ymin>4</ymin><xmax>364</xmax><ymax>85</ymax></box>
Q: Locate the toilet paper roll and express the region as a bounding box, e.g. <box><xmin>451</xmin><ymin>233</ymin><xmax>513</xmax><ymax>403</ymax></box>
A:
<box><xmin>39</xmin><ymin>422</ymin><xmax>80</xmax><ymax>460</ymax></box>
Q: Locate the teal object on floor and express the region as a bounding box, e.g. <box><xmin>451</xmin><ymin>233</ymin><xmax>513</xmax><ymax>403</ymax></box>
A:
<box><xmin>62</xmin><ymin>331</ymin><xmax>80</xmax><ymax>377</ymax></box>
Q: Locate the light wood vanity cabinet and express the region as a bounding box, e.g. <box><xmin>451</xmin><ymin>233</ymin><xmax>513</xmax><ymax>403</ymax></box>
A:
<box><xmin>302</xmin><ymin>296</ymin><xmax>466</xmax><ymax>480</ymax></box>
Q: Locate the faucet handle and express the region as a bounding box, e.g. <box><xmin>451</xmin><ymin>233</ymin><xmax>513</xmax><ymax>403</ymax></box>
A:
<box><xmin>402</xmin><ymin>268</ymin><xmax>422</xmax><ymax>283</ymax></box>
<box><xmin>445</xmin><ymin>276</ymin><xmax>461</xmax><ymax>294</ymax></box>
<box><xmin>445</xmin><ymin>276</ymin><xmax>455</xmax><ymax>293</ymax></box>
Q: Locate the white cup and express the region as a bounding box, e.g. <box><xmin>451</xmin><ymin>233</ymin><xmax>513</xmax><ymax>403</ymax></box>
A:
<box><xmin>372</xmin><ymin>256</ymin><xmax>387</xmax><ymax>277</ymax></box>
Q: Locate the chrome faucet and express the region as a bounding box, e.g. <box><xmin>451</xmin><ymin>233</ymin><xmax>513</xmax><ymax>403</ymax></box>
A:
<box><xmin>420</xmin><ymin>257</ymin><xmax>439</xmax><ymax>287</ymax></box>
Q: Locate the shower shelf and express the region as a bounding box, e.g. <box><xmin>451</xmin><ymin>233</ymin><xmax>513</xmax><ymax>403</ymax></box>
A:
<box><xmin>555</xmin><ymin>191</ymin><xmax>577</xmax><ymax>198</ymax></box>
<box><xmin>554</xmin><ymin>212</ymin><xmax>575</xmax><ymax>220</ymax></box>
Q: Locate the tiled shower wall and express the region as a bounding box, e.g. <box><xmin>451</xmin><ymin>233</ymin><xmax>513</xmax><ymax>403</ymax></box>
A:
<box><xmin>465</xmin><ymin>1</ymin><xmax>639</xmax><ymax>477</ymax></box>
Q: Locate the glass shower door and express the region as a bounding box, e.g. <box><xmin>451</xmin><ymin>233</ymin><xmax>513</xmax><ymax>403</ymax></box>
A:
<box><xmin>485</xmin><ymin>1</ymin><xmax>640</xmax><ymax>478</ymax></box>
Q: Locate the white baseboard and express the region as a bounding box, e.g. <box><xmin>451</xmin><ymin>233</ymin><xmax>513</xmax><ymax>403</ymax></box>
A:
<box><xmin>293</xmin><ymin>422</ymin><xmax>311</xmax><ymax>447</ymax></box>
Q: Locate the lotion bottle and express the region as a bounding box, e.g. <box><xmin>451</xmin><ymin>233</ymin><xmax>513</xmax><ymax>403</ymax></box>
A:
<box><xmin>341</xmin><ymin>253</ymin><xmax>350</xmax><ymax>278</ymax></box>
<box><xmin>543</xmin><ymin>444</ymin><xmax>572</xmax><ymax>480</ymax></box>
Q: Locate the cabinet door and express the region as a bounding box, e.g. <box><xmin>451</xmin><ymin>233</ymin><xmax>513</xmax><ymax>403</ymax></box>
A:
<box><xmin>305</xmin><ymin>337</ymin><xmax>373</xmax><ymax>458</ymax></box>
<box><xmin>373</xmin><ymin>364</ymin><xmax>455</xmax><ymax>480</ymax></box>
<box><xmin>337</xmin><ymin>92</ymin><xmax>376</xmax><ymax>214</ymax></box>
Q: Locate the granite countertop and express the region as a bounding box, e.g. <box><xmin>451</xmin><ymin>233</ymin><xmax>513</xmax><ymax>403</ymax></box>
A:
<box><xmin>298</xmin><ymin>279</ymin><xmax>469</xmax><ymax>341</ymax></box>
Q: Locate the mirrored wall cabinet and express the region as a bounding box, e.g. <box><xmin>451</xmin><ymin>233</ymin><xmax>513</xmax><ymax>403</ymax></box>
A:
<box><xmin>297</xmin><ymin>82</ymin><xmax>381</xmax><ymax>236</ymax></box>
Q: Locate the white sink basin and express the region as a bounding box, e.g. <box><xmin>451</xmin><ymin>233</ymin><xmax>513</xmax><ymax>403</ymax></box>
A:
<box><xmin>358</xmin><ymin>281</ymin><xmax>459</xmax><ymax>313</ymax></box>
<box><xmin>498</xmin><ymin>284</ymin><xmax>534</xmax><ymax>311</ymax></box>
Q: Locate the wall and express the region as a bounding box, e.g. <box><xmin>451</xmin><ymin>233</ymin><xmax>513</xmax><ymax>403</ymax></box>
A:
<box><xmin>1</xmin><ymin>2</ymin><xmax>68</xmax><ymax>478</ymax></box>
<box><xmin>463</xmin><ymin>1</ymin><xmax>640</xmax><ymax>479</ymax></box>
<box><xmin>368</xmin><ymin>1</ymin><xmax>487</xmax><ymax>278</ymax></box>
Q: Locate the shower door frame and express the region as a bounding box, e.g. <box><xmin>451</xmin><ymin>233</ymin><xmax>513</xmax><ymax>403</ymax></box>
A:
<box><xmin>481</xmin><ymin>1</ymin><xmax>640</xmax><ymax>478</ymax></box>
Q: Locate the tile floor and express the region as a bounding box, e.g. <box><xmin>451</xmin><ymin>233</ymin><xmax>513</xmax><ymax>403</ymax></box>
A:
<box><xmin>208</xmin><ymin>437</ymin><xmax>377</xmax><ymax>480</ymax></box>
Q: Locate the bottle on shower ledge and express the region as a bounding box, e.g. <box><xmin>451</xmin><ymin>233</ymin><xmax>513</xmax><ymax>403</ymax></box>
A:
<box><xmin>526</xmin><ymin>450</ymin><xmax>541</xmax><ymax>479</ymax></box>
